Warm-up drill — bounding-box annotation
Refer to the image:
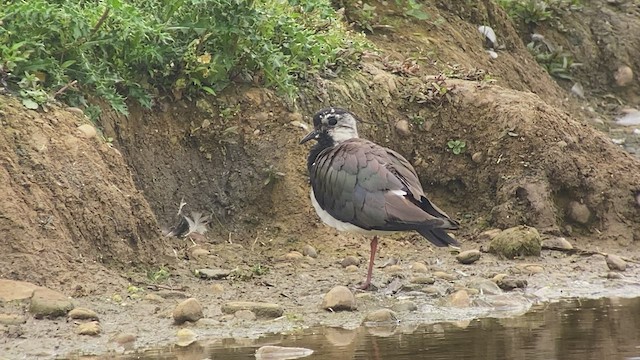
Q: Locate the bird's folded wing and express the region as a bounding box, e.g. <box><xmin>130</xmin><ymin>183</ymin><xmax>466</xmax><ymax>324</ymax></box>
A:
<box><xmin>311</xmin><ymin>139</ymin><xmax>448</xmax><ymax>230</ymax></box>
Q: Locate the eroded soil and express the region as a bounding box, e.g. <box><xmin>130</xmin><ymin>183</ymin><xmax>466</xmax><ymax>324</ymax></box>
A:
<box><xmin>1</xmin><ymin>0</ymin><xmax>640</xmax><ymax>358</ymax></box>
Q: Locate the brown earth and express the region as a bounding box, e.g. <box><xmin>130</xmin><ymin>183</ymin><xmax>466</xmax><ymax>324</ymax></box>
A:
<box><xmin>1</xmin><ymin>0</ymin><xmax>640</xmax><ymax>358</ymax></box>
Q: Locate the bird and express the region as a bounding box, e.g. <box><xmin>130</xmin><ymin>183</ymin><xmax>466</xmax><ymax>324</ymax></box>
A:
<box><xmin>300</xmin><ymin>107</ymin><xmax>460</xmax><ymax>290</ymax></box>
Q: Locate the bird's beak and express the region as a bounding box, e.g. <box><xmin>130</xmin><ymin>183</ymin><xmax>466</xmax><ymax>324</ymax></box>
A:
<box><xmin>299</xmin><ymin>129</ymin><xmax>320</xmax><ymax>145</ymax></box>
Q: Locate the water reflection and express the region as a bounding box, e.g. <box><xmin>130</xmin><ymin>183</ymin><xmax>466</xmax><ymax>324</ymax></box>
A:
<box><xmin>76</xmin><ymin>297</ymin><xmax>640</xmax><ymax>360</ymax></box>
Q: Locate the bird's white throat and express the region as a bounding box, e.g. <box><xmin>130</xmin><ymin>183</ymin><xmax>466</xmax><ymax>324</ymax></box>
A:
<box><xmin>329</xmin><ymin>126</ymin><xmax>358</xmax><ymax>144</ymax></box>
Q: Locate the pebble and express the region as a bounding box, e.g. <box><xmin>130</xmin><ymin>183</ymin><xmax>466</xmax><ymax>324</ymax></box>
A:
<box><xmin>345</xmin><ymin>265</ymin><xmax>359</xmax><ymax>273</ymax></box>
<box><xmin>614</xmin><ymin>65</ymin><xmax>634</xmax><ymax>87</ymax></box>
<box><xmin>190</xmin><ymin>247</ymin><xmax>210</xmax><ymax>258</ymax></box>
<box><xmin>515</xmin><ymin>264</ymin><xmax>544</xmax><ymax>274</ymax></box>
<box><xmin>29</xmin><ymin>288</ymin><xmax>74</xmax><ymax>319</ymax></box>
<box><xmin>68</xmin><ymin>307</ymin><xmax>98</xmax><ymax>320</ymax></box>
<box><xmin>77</xmin><ymin>124</ymin><xmax>97</xmax><ymax>138</ymax></box>
<box><xmin>234</xmin><ymin>310</ymin><xmax>257</xmax><ymax>321</ymax></box>
<box><xmin>111</xmin><ymin>333</ymin><xmax>137</xmax><ymax>346</ymax></box>
<box><xmin>401</xmin><ymin>283</ymin><xmax>423</xmax><ymax>291</ymax></box>
<box><xmin>280</xmin><ymin>251</ymin><xmax>304</xmax><ymax>262</ymax></box>
<box><xmin>143</xmin><ymin>294</ymin><xmax>164</xmax><ymax>303</ymax></box>
<box><xmin>433</xmin><ymin>271</ymin><xmax>456</xmax><ymax>281</ymax></box>
<box><xmin>76</xmin><ymin>321</ymin><xmax>101</xmax><ymax>336</ymax></box>
<box><xmin>410</xmin><ymin>276</ymin><xmax>435</xmax><ymax>285</ymax></box>
<box><xmin>384</xmin><ymin>265</ymin><xmax>403</xmax><ymax>273</ymax></box>
<box><xmin>446</xmin><ymin>290</ymin><xmax>471</xmax><ymax>308</ymax></box>
<box><xmin>321</xmin><ymin>286</ymin><xmax>356</xmax><ymax>311</ymax></box>
<box><xmin>176</xmin><ymin>328</ymin><xmax>197</xmax><ymax>347</ymax></box>
<box><xmin>488</xmin><ymin>225</ymin><xmax>541</xmax><ymax>258</ymax></box>
<box><xmin>173</xmin><ymin>298</ymin><xmax>204</xmax><ymax>324</ymax></box>
<box><xmin>410</xmin><ymin>262</ymin><xmax>428</xmax><ymax>273</ymax></box>
<box><xmin>456</xmin><ymin>249</ymin><xmax>481</xmax><ymax>264</ymax></box>
<box><xmin>0</xmin><ymin>279</ymin><xmax>41</xmax><ymax>302</ymax></box>
<box><xmin>606</xmin><ymin>271</ymin><xmax>623</xmax><ymax>279</ymax></box>
<box><xmin>363</xmin><ymin>308</ymin><xmax>398</xmax><ymax>323</ymax></box>
<box><xmin>567</xmin><ymin>201</ymin><xmax>591</xmax><ymax>224</ymax></box>
<box><xmin>302</xmin><ymin>244</ymin><xmax>318</xmax><ymax>258</ymax></box>
<box><xmin>606</xmin><ymin>254</ymin><xmax>627</xmax><ymax>271</ymax></box>
<box><xmin>221</xmin><ymin>301</ymin><xmax>284</xmax><ymax>318</ymax></box>
<box><xmin>255</xmin><ymin>346</ymin><xmax>313</xmax><ymax>359</ymax></box>
<box><xmin>494</xmin><ymin>275</ymin><xmax>528</xmax><ymax>291</ymax></box>
<box><xmin>0</xmin><ymin>314</ymin><xmax>26</xmax><ymax>325</ymax></box>
<box><xmin>341</xmin><ymin>256</ymin><xmax>360</xmax><ymax>267</ymax></box>
<box><xmin>355</xmin><ymin>293</ymin><xmax>375</xmax><ymax>301</ymax></box>
<box><xmin>395</xmin><ymin>120</ymin><xmax>411</xmax><ymax>137</ymax></box>
<box><xmin>196</xmin><ymin>268</ymin><xmax>231</xmax><ymax>280</ymax></box>
<box><xmin>421</xmin><ymin>286</ymin><xmax>441</xmax><ymax>296</ymax></box>
<box><xmin>541</xmin><ymin>237</ymin><xmax>573</xmax><ymax>251</ymax></box>
<box><xmin>467</xmin><ymin>279</ymin><xmax>502</xmax><ymax>295</ymax></box>
<box><xmin>210</xmin><ymin>284</ymin><xmax>224</xmax><ymax>294</ymax></box>
<box><xmin>471</xmin><ymin>152</ymin><xmax>484</xmax><ymax>163</ymax></box>
<box><xmin>391</xmin><ymin>300</ymin><xmax>417</xmax><ymax>313</ymax></box>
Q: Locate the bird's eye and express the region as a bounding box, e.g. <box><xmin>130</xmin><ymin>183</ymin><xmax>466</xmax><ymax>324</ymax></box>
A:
<box><xmin>328</xmin><ymin>117</ymin><xmax>338</xmax><ymax>126</ymax></box>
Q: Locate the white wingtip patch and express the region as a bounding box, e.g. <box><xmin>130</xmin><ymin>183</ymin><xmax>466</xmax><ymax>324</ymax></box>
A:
<box><xmin>390</xmin><ymin>190</ymin><xmax>407</xmax><ymax>196</ymax></box>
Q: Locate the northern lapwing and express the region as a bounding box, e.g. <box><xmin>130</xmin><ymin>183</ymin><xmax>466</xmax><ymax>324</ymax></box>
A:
<box><xmin>300</xmin><ymin>107</ymin><xmax>460</xmax><ymax>290</ymax></box>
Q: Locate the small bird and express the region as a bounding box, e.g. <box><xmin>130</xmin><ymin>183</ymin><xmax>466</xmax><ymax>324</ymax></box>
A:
<box><xmin>300</xmin><ymin>107</ymin><xmax>459</xmax><ymax>290</ymax></box>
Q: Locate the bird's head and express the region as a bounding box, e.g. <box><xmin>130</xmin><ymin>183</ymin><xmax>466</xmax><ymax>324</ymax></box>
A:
<box><xmin>299</xmin><ymin>107</ymin><xmax>359</xmax><ymax>145</ymax></box>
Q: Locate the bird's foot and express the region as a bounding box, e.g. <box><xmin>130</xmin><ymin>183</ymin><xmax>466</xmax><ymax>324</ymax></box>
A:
<box><xmin>356</xmin><ymin>281</ymin><xmax>377</xmax><ymax>291</ymax></box>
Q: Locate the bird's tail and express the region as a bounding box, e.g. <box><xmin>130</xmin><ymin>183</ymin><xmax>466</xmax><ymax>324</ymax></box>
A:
<box><xmin>417</xmin><ymin>227</ymin><xmax>459</xmax><ymax>247</ymax></box>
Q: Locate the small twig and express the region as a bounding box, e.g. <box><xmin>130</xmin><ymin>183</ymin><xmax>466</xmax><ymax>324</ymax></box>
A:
<box><xmin>91</xmin><ymin>7</ymin><xmax>110</xmax><ymax>38</ymax></box>
<box><xmin>53</xmin><ymin>80</ymin><xmax>78</xmax><ymax>98</ymax></box>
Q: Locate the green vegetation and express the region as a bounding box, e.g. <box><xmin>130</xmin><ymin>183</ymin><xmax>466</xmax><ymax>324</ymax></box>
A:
<box><xmin>527</xmin><ymin>41</ymin><xmax>576</xmax><ymax>80</ymax></box>
<box><xmin>447</xmin><ymin>139</ymin><xmax>466</xmax><ymax>155</ymax></box>
<box><xmin>497</xmin><ymin>0</ymin><xmax>582</xmax><ymax>24</ymax></box>
<box><xmin>0</xmin><ymin>0</ymin><xmax>369</xmax><ymax>114</ymax></box>
<box><xmin>146</xmin><ymin>267</ymin><xmax>170</xmax><ymax>283</ymax></box>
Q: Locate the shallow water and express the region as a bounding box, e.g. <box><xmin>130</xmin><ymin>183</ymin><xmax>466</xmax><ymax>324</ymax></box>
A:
<box><xmin>77</xmin><ymin>297</ymin><xmax>640</xmax><ymax>360</ymax></box>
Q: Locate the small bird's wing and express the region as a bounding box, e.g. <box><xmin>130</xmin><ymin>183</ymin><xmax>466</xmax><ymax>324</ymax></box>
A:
<box><xmin>310</xmin><ymin>138</ymin><xmax>456</xmax><ymax>232</ymax></box>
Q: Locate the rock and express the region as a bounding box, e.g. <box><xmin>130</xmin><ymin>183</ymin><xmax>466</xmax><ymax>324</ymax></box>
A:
<box><xmin>467</xmin><ymin>279</ymin><xmax>502</xmax><ymax>295</ymax></box>
<box><xmin>77</xmin><ymin>124</ymin><xmax>97</xmax><ymax>138</ymax></box>
<box><xmin>29</xmin><ymin>288</ymin><xmax>74</xmax><ymax>318</ymax></box>
<box><xmin>364</xmin><ymin>308</ymin><xmax>398</xmax><ymax>323</ymax></box>
<box><xmin>395</xmin><ymin>120</ymin><xmax>411</xmax><ymax>137</ymax></box>
<box><xmin>68</xmin><ymin>307</ymin><xmax>98</xmax><ymax>320</ymax></box>
<box><xmin>196</xmin><ymin>268</ymin><xmax>231</xmax><ymax>280</ymax></box>
<box><xmin>321</xmin><ymin>286</ymin><xmax>356</xmax><ymax>311</ymax></box>
<box><xmin>607</xmin><ymin>271</ymin><xmax>623</xmax><ymax>279</ymax></box>
<box><xmin>488</xmin><ymin>226</ymin><xmax>541</xmax><ymax>258</ymax></box>
<box><xmin>143</xmin><ymin>293</ymin><xmax>164</xmax><ymax>303</ymax></box>
<box><xmin>567</xmin><ymin>201</ymin><xmax>591</xmax><ymax>224</ymax></box>
<box><xmin>541</xmin><ymin>237</ymin><xmax>573</xmax><ymax>251</ymax></box>
<box><xmin>471</xmin><ymin>151</ymin><xmax>484</xmax><ymax>163</ymax></box>
<box><xmin>76</xmin><ymin>321</ymin><xmax>101</xmax><ymax>336</ymax></box>
<box><xmin>341</xmin><ymin>256</ymin><xmax>360</xmax><ymax>267</ymax></box>
<box><xmin>344</xmin><ymin>265</ymin><xmax>359</xmax><ymax>273</ymax></box>
<box><xmin>173</xmin><ymin>298</ymin><xmax>204</xmax><ymax>324</ymax></box>
<box><xmin>355</xmin><ymin>292</ymin><xmax>375</xmax><ymax>301</ymax></box>
<box><xmin>606</xmin><ymin>254</ymin><xmax>627</xmax><ymax>271</ymax></box>
<box><xmin>0</xmin><ymin>279</ymin><xmax>41</xmax><ymax>302</ymax></box>
<box><xmin>391</xmin><ymin>300</ymin><xmax>417</xmax><ymax>312</ymax></box>
<box><xmin>255</xmin><ymin>346</ymin><xmax>313</xmax><ymax>359</ymax></box>
<box><xmin>410</xmin><ymin>262</ymin><xmax>428</xmax><ymax>273</ymax></box>
<box><xmin>401</xmin><ymin>283</ymin><xmax>423</xmax><ymax>291</ymax></box>
<box><xmin>478</xmin><ymin>228</ymin><xmax>502</xmax><ymax>241</ymax></box>
<box><xmin>176</xmin><ymin>328</ymin><xmax>197</xmax><ymax>347</ymax></box>
<box><xmin>456</xmin><ymin>249</ymin><xmax>481</xmax><ymax>264</ymax></box>
<box><xmin>302</xmin><ymin>244</ymin><xmax>318</xmax><ymax>258</ymax></box>
<box><xmin>410</xmin><ymin>276</ymin><xmax>435</xmax><ymax>285</ymax></box>
<box><xmin>614</xmin><ymin>65</ymin><xmax>634</xmax><ymax>87</ymax></box>
<box><xmin>254</xmin><ymin>112</ymin><xmax>269</xmax><ymax>122</ymax></box>
<box><xmin>234</xmin><ymin>310</ymin><xmax>256</xmax><ymax>321</ymax></box>
<box><xmin>221</xmin><ymin>301</ymin><xmax>284</xmax><ymax>318</ymax></box>
<box><xmin>0</xmin><ymin>314</ymin><xmax>26</xmax><ymax>325</ymax></box>
<box><xmin>111</xmin><ymin>333</ymin><xmax>137</xmax><ymax>346</ymax></box>
<box><xmin>433</xmin><ymin>271</ymin><xmax>456</xmax><ymax>281</ymax></box>
<box><xmin>422</xmin><ymin>286</ymin><xmax>441</xmax><ymax>296</ymax></box>
<box><xmin>494</xmin><ymin>275</ymin><xmax>527</xmax><ymax>291</ymax></box>
<box><xmin>446</xmin><ymin>290</ymin><xmax>471</xmax><ymax>308</ymax></box>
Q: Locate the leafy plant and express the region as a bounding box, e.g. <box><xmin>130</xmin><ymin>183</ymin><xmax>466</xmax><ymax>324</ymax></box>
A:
<box><xmin>251</xmin><ymin>263</ymin><xmax>269</xmax><ymax>276</ymax></box>
<box><xmin>527</xmin><ymin>41</ymin><xmax>577</xmax><ymax>80</ymax></box>
<box><xmin>147</xmin><ymin>267</ymin><xmax>170</xmax><ymax>283</ymax></box>
<box><xmin>447</xmin><ymin>139</ymin><xmax>466</xmax><ymax>155</ymax></box>
<box><xmin>0</xmin><ymin>0</ymin><xmax>369</xmax><ymax>114</ymax></box>
<box><xmin>497</xmin><ymin>0</ymin><xmax>552</xmax><ymax>24</ymax></box>
<box><xmin>401</xmin><ymin>0</ymin><xmax>429</xmax><ymax>20</ymax></box>
<box><xmin>403</xmin><ymin>74</ymin><xmax>455</xmax><ymax>106</ymax></box>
